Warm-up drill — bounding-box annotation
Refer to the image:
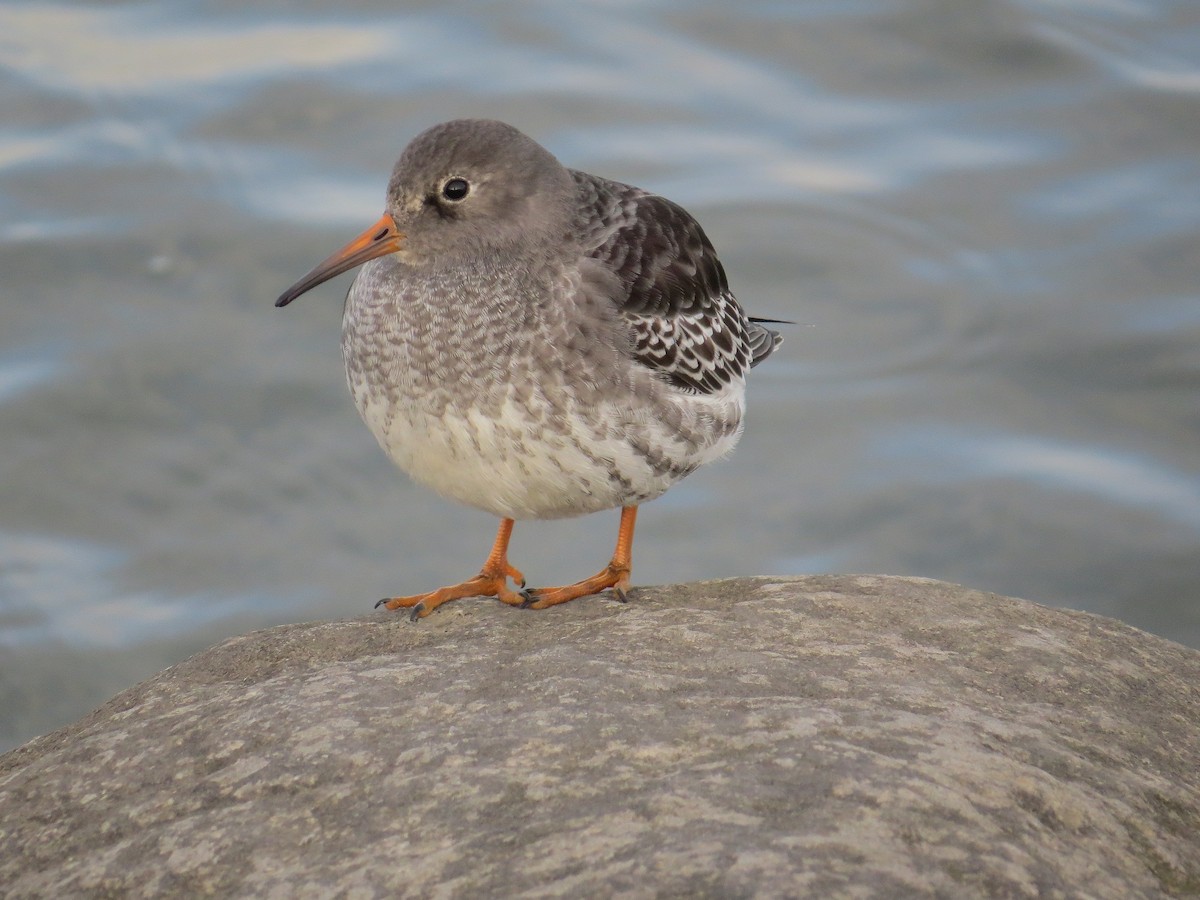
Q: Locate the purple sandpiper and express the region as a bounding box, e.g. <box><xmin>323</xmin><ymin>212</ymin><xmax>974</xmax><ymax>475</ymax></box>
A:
<box><xmin>277</xmin><ymin>119</ymin><xmax>782</xmax><ymax>618</ymax></box>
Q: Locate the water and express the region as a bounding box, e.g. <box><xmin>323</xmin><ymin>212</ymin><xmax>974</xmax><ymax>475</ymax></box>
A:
<box><xmin>1</xmin><ymin>0</ymin><xmax>1198</xmax><ymax>751</ymax></box>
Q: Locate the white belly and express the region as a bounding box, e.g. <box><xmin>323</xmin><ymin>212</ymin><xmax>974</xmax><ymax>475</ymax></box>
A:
<box><xmin>358</xmin><ymin>395</ymin><xmax>609</xmax><ymax>519</ymax></box>
<box><xmin>349</xmin><ymin>375</ymin><xmax>743</xmax><ymax>521</ymax></box>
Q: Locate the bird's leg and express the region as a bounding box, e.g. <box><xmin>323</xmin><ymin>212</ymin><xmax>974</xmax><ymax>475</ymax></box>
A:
<box><xmin>522</xmin><ymin>506</ymin><xmax>638</xmax><ymax>609</ymax></box>
<box><xmin>377</xmin><ymin>518</ymin><xmax>527</xmax><ymax>620</ymax></box>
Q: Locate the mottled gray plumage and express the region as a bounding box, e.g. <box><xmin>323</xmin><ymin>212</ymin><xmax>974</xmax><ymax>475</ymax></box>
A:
<box><xmin>277</xmin><ymin>119</ymin><xmax>781</xmax><ymax>614</ymax></box>
<box><xmin>312</xmin><ymin>119</ymin><xmax>782</xmax><ymax>519</ymax></box>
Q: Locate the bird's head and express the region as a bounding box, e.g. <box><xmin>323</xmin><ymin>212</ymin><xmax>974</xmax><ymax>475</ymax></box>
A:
<box><xmin>276</xmin><ymin>119</ymin><xmax>574</xmax><ymax>308</ymax></box>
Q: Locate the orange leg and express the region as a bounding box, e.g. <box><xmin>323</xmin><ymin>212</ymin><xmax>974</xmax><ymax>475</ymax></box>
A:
<box><xmin>522</xmin><ymin>505</ymin><xmax>638</xmax><ymax>609</ymax></box>
<box><xmin>376</xmin><ymin>518</ymin><xmax>527</xmax><ymax>620</ymax></box>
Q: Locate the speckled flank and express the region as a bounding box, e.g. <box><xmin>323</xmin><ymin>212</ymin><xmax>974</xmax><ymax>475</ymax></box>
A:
<box><xmin>343</xmin><ymin>259</ymin><xmax>742</xmax><ymax>518</ymax></box>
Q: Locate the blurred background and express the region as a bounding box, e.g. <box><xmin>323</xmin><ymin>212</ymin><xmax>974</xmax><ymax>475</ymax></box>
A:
<box><xmin>1</xmin><ymin>0</ymin><xmax>1198</xmax><ymax>751</ymax></box>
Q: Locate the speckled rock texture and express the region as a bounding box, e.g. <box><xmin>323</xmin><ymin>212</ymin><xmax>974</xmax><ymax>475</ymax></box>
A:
<box><xmin>1</xmin><ymin>576</ymin><xmax>1198</xmax><ymax>898</ymax></box>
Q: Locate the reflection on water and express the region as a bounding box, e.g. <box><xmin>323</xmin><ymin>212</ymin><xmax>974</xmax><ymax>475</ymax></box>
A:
<box><xmin>0</xmin><ymin>356</ymin><xmax>60</xmax><ymax>403</ymax></box>
<box><xmin>1</xmin><ymin>0</ymin><xmax>1198</xmax><ymax>751</ymax></box>
<box><xmin>1</xmin><ymin>6</ymin><xmax>396</xmax><ymax>93</ymax></box>
<box><xmin>0</xmin><ymin>533</ymin><xmax>297</xmax><ymax>649</ymax></box>
<box><xmin>883</xmin><ymin>430</ymin><xmax>1200</xmax><ymax>532</ymax></box>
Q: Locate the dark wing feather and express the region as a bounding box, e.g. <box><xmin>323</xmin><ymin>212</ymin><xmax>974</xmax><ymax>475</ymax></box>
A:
<box><xmin>572</xmin><ymin>171</ymin><xmax>781</xmax><ymax>394</ymax></box>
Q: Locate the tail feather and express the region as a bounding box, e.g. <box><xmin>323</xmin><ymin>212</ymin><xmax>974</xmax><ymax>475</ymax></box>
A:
<box><xmin>746</xmin><ymin>317</ymin><xmax>787</xmax><ymax>368</ymax></box>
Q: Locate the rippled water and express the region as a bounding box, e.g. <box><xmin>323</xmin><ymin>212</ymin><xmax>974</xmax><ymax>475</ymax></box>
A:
<box><xmin>1</xmin><ymin>0</ymin><xmax>1198</xmax><ymax>750</ymax></box>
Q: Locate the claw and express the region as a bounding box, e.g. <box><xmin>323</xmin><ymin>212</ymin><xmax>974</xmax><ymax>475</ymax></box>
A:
<box><xmin>375</xmin><ymin>518</ymin><xmax>526</xmax><ymax>617</ymax></box>
<box><xmin>613</xmin><ymin>584</ymin><xmax>629</xmax><ymax>603</ymax></box>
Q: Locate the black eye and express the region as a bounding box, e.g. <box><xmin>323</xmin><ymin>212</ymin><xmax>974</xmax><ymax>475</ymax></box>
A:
<box><xmin>441</xmin><ymin>177</ymin><xmax>470</xmax><ymax>201</ymax></box>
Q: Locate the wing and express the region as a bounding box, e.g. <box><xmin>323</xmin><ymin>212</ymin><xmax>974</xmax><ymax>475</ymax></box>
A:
<box><xmin>571</xmin><ymin>171</ymin><xmax>781</xmax><ymax>395</ymax></box>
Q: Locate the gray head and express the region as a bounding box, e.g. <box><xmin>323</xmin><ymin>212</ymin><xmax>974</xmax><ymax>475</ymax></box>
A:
<box><xmin>386</xmin><ymin>119</ymin><xmax>575</xmax><ymax>263</ymax></box>
<box><xmin>276</xmin><ymin>119</ymin><xmax>575</xmax><ymax>307</ymax></box>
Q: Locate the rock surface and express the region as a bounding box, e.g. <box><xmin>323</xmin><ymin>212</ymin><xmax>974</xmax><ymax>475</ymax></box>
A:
<box><xmin>1</xmin><ymin>575</ymin><xmax>1198</xmax><ymax>897</ymax></box>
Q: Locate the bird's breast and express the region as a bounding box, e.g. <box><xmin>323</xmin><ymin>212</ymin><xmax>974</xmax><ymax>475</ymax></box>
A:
<box><xmin>338</xmin><ymin>260</ymin><xmax>619</xmax><ymax>517</ymax></box>
<box><xmin>337</xmin><ymin>257</ymin><xmax>746</xmax><ymax>520</ymax></box>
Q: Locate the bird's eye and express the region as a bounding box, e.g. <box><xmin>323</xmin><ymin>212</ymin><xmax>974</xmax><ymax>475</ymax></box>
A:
<box><xmin>441</xmin><ymin>177</ymin><xmax>470</xmax><ymax>201</ymax></box>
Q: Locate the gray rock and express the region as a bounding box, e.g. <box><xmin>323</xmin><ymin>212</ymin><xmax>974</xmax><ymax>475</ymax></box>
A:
<box><xmin>1</xmin><ymin>576</ymin><xmax>1198</xmax><ymax>898</ymax></box>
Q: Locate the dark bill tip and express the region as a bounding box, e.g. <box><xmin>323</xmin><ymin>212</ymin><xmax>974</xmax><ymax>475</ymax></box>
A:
<box><xmin>275</xmin><ymin>213</ymin><xmax>403</xmax><ymax>309</ymax></box>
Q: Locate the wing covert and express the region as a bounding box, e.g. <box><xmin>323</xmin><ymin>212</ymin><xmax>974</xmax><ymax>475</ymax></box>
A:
<box><xmin>571</xmin><ymin>171</ymin><xmax>780</xmax><ymax>394</ymax></box>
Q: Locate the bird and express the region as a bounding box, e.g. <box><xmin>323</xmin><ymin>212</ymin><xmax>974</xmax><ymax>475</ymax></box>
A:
<box><xmin>276</xmin><ymin>119</ymin><xmax>782</xmax><ymax>619</ymax></box>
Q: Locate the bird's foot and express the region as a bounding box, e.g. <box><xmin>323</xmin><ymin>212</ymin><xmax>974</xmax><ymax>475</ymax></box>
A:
<box><xmin>520</xmin><ymin>564</ymin><xmax>631</xmax><ymax>609</ymax></box>
<box><xmin>377</xmin><ymin>567</ymin><xmax>526</xmax><ymax>621</ymax></box>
